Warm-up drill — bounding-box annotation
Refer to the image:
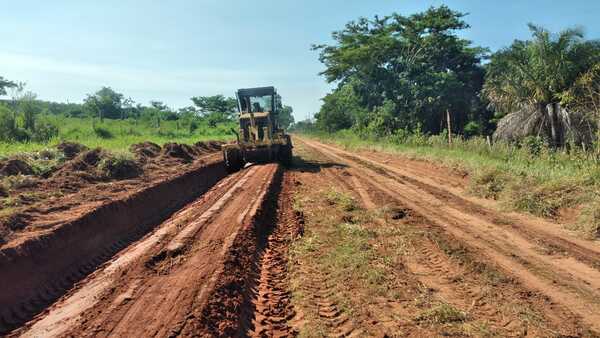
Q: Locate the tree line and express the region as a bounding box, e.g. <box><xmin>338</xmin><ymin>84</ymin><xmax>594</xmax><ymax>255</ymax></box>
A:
<box><xmin>310</xmin><ymin>6</ymin><xmax>600</xmax><ymax>148</ymax></box>
<box><xmin>0</xmin><ymin>82</ymin><xmax>295</xmax><ymax>143</ymax></box>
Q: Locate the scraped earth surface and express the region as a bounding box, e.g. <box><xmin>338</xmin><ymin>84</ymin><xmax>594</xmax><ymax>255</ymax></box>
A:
<box><xmin>5</xmin><ymin>137</ymin><xmax>600</xmax><ymax>337</ymax></box>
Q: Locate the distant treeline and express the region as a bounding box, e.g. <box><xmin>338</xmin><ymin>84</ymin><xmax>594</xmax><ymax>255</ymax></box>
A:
<box><xmin>0</xmin><ymin>82</ymin><xmax>294</xmax><ymax>144</ymax></box>
<box><xmin>306</xmin><ymin>5</ymin><xmax>600</xmax><ymax>149</ymax></box>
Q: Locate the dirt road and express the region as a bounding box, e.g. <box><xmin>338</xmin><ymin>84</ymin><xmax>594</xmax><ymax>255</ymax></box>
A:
<box><xmin>13</xmin><ymin>162</ymin><xmax>283</xmax><ymax>337</ymax></box>
<box><xmin>289</xmin><ymin>137</ymin><xmax>600</xmax><ymax>336</ymax></box>
<box><xmin>6</xmin><ymin>137</ymin><xmax>600</xmax><ymax>337</ymax></box>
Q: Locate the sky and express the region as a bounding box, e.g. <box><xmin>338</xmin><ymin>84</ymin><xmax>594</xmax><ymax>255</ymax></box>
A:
<box><xmin>1</xmin><ymin>0</ymin><xmax>599</xmax><ymax>121</ymax></box>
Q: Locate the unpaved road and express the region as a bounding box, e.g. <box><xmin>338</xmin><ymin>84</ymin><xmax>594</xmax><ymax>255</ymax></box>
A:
<box><xmin>6</xmin><ymin>136</ymin><xmax>600</xmax><ymax>337</ymax></box>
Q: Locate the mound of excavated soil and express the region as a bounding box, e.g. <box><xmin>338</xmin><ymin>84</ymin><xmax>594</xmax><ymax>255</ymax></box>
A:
<box><xmin>194</xmin><ymin>141</ymin><xmax>212</xmax><ymax>153</ymax></box>
<box><xmin>162</xmin><ymin>143</ymin><xmax>196</xmax><ymax>162</ymax></box>
<box><xmin>51</xmin><ymin>149</ymin><xmax>105</xmax><ymax>184</ymax></box>
<box><xmin>207</xmin><ymin>141</ymin><xmax>223</xmax><ymax>151</ymax></box>
<box><xmin>100</xmin><ymin>157</ymin><xmax>143</xmax><ymax>180</ymax></box>
<box><xmin>0</xmin><ymin>159</ymin><xmax>34</xmax><ymax>177</ymax></box>
<box><xmin>57</xmin><ymin>142</ymin><xmax>89</xmax><ymax>159</ymax></box>
<box><xmin>130</xmin><ymin>142</ymin><xmax>161</xmax><ymax>159</ymax></box>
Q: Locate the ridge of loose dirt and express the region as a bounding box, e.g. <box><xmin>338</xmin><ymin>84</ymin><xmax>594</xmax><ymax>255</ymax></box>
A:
<box><xmin>12</xmin><ymin>163</ymin><xmax>284</xmax><ymax>337</ymax></box>
<box><xmin>0</xmin><ymin>152</ymin><xmax>226</xmax><ymax>335</ymax></box>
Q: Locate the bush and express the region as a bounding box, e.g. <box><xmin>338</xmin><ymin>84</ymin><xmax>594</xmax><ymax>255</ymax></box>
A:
<box><xmin>93</xmin><ymin>126</ymin><xmax>113</xmax><ymax>139</ymax></box>
<box><xmin>574</xmin><ymin>198</ymin><xmax>600</xmax><ymax>238</ymax></box>
<box><xmin>32</xmin><ymin>120</ymin><xmax>59</xmax><ymax>142</ymax></box>
<box><xmin>503</xmin><ymin>178</ymin><xmax>583</xmax><ymax>218</ymax></box>
<box><xmin>468</xmin><ymin>167</ymin><xmax>510</xmax><ymax>200</ymax></box>
<box><xmin>0</xmin><ymin>106</ymin><xmax>16</xmax><ymax>142</ymax></box>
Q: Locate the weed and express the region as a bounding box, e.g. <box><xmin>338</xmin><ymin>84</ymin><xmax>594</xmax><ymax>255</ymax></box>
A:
<box><xmin>415</xmin><ymin>302</ymin><xmax>467</xmax><ymax>324</ymax></box>
<box><xmin>93</xmin><ymin>126</ymin><xmax>114</xmax><ymax>139</ymax></box>
<box><xmin>2</xmin><ymin>174</ymin><xmax>38</xmax><ymax>190</ymax></box>
<box><xmin>325</xmin><ymin>189</ymin><xmax>357</xmax><ymax>212</ymax></box>
<box><xmin>503</xmin><ymin>178</ymin><xmax>583</xmax><ymax>218</ymax></box>
<box><xmin>573</xmin><ymin>198</ymin><xmax>600</xmax><ymax>238</ymax></box>
<box><xmin>468</xmin><ymin>167</ymin><xmax>510</xmax><ymax>199</ymax></box>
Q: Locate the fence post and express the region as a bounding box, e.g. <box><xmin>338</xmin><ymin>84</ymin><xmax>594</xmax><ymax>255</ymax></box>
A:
<box><xmin>446</xmin><ymin>109</ymin><xmax>452</xmax><ymax>145</ymax></box>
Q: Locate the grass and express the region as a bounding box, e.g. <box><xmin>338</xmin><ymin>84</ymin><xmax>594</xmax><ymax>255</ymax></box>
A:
<box><xmin>302</xmin><ymin>130</ymin><xmax>600</xmax><ymax>238</ymax></box>
<box><xmin>0</xmin><ymin>116</ymin><xmax>234</xmax><ymax>156</ymax></box>
<box><xmin>415</xmin><ymin>302</ymin><xmax>467</xmax><ymax>324</ymax></box>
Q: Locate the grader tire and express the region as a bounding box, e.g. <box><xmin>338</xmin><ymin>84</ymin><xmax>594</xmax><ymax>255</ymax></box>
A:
<box><xmin>278</xmin><ymin>144</ymin><xmax>293</xmax><ymax>167</ymax></box>
<box><xmin>224</xmin><ymin>148</ymin><xmax>243</xmax><ymax>172</ymax></box>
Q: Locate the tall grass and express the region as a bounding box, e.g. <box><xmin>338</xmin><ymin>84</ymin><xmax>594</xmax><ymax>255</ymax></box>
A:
<box><xmin>0</xmin><ymin>116</ymin><xmax>235</xmax><ymax>156</ymax></box>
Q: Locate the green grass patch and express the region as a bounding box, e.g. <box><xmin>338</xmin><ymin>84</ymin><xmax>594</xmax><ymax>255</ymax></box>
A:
<box><xmin>0</xmin><ymin>116</ymin><xmax>234</xmax><ymax>156</ymax></box>
<box><xmin>415</xmin><ymin>302</ymin><xmax>467</xmax><ymax>324</ymax></box>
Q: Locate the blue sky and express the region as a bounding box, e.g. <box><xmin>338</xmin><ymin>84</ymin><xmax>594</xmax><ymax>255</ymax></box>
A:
<box><xmin>1</xmin><ymin>1</ymin><xmax>599</xmax><ymax>120</ymax></box>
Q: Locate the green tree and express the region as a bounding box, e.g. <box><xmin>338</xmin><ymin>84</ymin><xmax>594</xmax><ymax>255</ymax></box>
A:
<box><xmin>484</xmin><ymin>24</ymin><xmax>600</xmax><ymax>146</ymax></box>
<box><xmin>84</xmin><ymin>87</ymin><xmax>125</xmax><ymax>121</ymax></box>
<box><xmin>0</xmin><ymin>105</ymin><xmax>17</xmax><ymax>141</ymax></box>
<box><xmin>566</xmin><ymin>63</ymin><xmax>600</xmax><ymax>122</ymax></box>
<box><xmin>191</xmin><ymin>95</ymin><xmax>237</xmax><ymax>117</ymax></box>
<box><xmin>0</xmin><ymin>76</ymin><xmax>16</xmax><ymax>96</ymax></box>
<box><xmin>278</xmin><ymin>105</ymin><xmax>295</xmax><ymax>130</ymax></box>
<box><xmin>315</xmin><ymin>84</ymin><xmax>358</xmax><ymax>132</ymax></box>
<box><xmin>191</xmin><ymin>95</ymin><xmax>237</xmax><ymax>127</ymax></box>
<box><xmin>19</xmin><ymin>91</ymin><xmax>40</xmax><ymax>131</ymax></box>
<box><xmin>314</xmin><ymin>6</ymin><xmax>486</xmax><ymax>135</ymax></box>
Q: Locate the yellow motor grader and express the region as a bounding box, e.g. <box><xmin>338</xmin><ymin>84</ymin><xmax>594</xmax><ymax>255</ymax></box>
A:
<box><xmin>222</xmin><ymin>86</ymin><xmax>292</xmax><ymax>172</ymax></box>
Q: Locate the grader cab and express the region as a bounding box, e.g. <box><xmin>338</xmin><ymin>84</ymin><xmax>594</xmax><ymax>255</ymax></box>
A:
<box><xmin>222</xmin><ymin>86</ymin><xmax>292</xmax><ymax>172</ymax></box>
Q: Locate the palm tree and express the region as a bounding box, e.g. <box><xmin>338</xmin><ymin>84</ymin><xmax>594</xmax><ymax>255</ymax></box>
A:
<box><xmin>484</xmin><ymin>24</ymin><xmax>600</xmax><ymax>147</ymax></box>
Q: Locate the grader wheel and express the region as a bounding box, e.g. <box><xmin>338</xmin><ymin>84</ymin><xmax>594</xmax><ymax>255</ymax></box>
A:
<box><xmin>224</xmin><ymin>148</ymin><xmax>244</xmax><ymax>172</ymax></box>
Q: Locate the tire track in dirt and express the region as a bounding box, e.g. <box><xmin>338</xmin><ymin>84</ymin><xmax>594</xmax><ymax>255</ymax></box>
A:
<box><xmin>340</xmin><ymin>142</ymin><xmax>600</xmax><ymax>271</ymax></box>
<box><xmin>246</xmin><ymin>173</ymin><xmax>302</xmax><ymax>337</ymax></box>
<box><xmin>12</xmin><ymin>163</ymin><xmax>282</xmax><ymax>337</ymax></box>
<box><xmin>298</xmin><ymin>137</ymin><xmax>596</xmax><ymax>335</ymax></box>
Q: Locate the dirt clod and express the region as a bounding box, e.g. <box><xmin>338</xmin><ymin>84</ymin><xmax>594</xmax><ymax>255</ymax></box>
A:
<box><xmin>57</xmin><ymin>142</ymin><xmax>89</xmax><ymax>159</ymax></box>
<box><xmin>162</xmin><ymin>143</ymin><xmax>196</xmax><ymax>162</ymax></box>
<box><xmin>100</xmin><ymin>157</ymin><xmax>143</xmax><ymax>180</ymax></box>
<box><xmin>0</xmin><ymin>159</ymin><xmax>34</xmax><ymax>177</ymax></box>
<box><xmin>389</xmin><ymin>207</ymin><xmax>409</xmax><ymax>220</ymax></box>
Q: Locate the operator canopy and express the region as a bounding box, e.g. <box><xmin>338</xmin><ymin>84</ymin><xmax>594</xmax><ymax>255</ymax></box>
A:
<box><xmin>237</xmin><ymin>87</ymin><xmax>278</xmax><ymax>114</ymax></box>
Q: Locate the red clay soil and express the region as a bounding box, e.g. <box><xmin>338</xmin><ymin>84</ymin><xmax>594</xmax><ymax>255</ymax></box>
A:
<box><xmin>0</xmin><ymin>142</ymin><xmax>225</xmax><ymax>334</ymax></box>
<box><xmin>297</xmin><ymin>137</ymin><xmax>600</xmax><ymax>335</ymax></box>
<box><xmin>0</xmin><ymin>141</ymin><xmax>224</xmax><ymax>244</ymax></box>
<box><xmin>12</xmin><ymin>163</ymin><xmax>283</xmax><ymax>337</ymax></box>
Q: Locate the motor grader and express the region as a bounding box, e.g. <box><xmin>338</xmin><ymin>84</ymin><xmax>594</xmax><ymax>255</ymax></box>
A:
<box><xmin>222</xmin><ymin>86</ymin><xmax>292</xmax><ymax>172</ymax></box>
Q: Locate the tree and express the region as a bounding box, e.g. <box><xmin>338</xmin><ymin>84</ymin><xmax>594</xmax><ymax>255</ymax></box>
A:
<box><xmin>19</xmin><ymin>91</ymin><xmax>40</xmax><ymax>131</ymax></box>
<box><xmin>566</xmin><ymin>63</ymin><xmax>600</xmax><ymax>122</ymax></box>
<box><xmin>313</xmin><ymin>6</ymin><xmax>487</xmax><ymax>135</ymax></box>
<box><xmin>0</xmin><ymin>105</ymin><xmax>17</xmax><ymax>141</ymax></box>
<box><xmin>315</xmin><ymin>84</ymin><xmax>357</xmax><ymax>132</ymax></box>
<box><xmin>83</xmin><ymin>87</ymin><xmax>125</xmax><ymax>121</ymax></box>
<box><xmin>0</xmin><ymin>76</ymin><xmax>16</xmax><ymax>96</ymax></box>
<box><xmin>191</xmin><ymin>95</ymin><xmax>237</xmax><ymax>127</ymax></box>
<box><xmin>483</xmin><ymin>24</ymin><xmax>600</xmax><ymax>146</ymax></box>
<box><xmin>191</xmin><ymin>95</ymin><xmax>237</xmax><ymax>117</ymax></box>
<box><xmin>278</xmin><ymin>105</ymin><xmax>295</xmax><ymax>130</ymax></box>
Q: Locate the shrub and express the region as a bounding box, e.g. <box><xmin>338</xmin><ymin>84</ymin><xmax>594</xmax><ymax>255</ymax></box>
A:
<box><xmin>503</xmin><ymin>178</ymin><xmax>583</xmax><ymax>218</ymax></box>
<box><xmin>468</xmin><ymin>167</ymin><xmax>510</xmax><ymax>200</ymax></box>
<box><xmin>574</xmin><ymin>198</ymin><xmax>600</xmax><ymax>238</ymax></box>
<box><xmin>32</xmin><ymin>120</ymin><xmax>59</xmax><ymax>142</ymax></box>
<box><xmin>93</xmin><ymin>126</ymin><xmax>113</xmax><ymax>139</ymax></box>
